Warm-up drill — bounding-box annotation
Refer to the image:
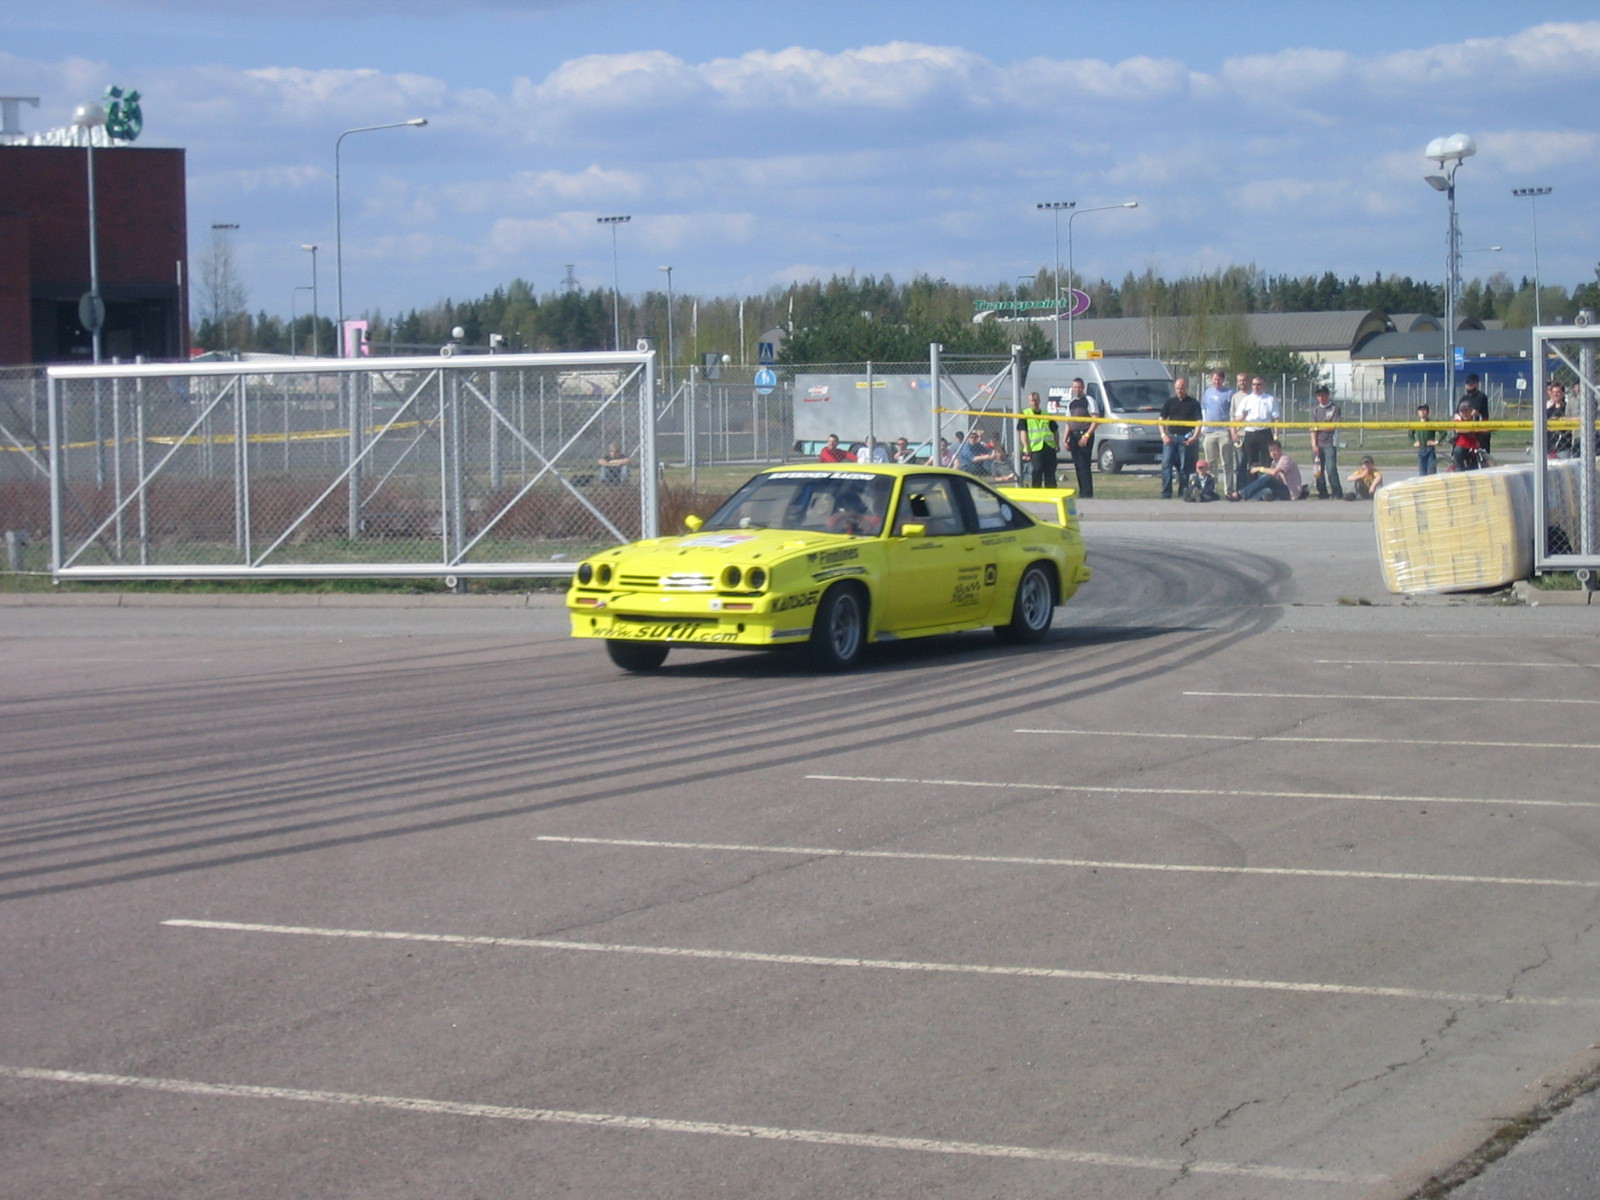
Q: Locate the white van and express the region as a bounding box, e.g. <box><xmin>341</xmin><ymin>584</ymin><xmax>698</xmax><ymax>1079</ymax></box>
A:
<box><xmin>1022</xmin><ymin>358</ymin><xmax>1174</xmax><ymax>473</ymax></box>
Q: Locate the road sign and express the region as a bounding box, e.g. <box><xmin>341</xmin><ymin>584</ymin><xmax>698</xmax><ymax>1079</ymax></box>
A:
<box><xmin>77</xmin><ymin>292</ymin><xmax>105</xmax><ymax>333</ymax></box>
<box><xmin>758</xmin><ymin>341</ymin><xmax>775</xmax><ymax>364</ymax></box>
<box><xmin>754</xmin><ymin>368</ymin><xmax>777</xmax><ymax>395</ymax></box>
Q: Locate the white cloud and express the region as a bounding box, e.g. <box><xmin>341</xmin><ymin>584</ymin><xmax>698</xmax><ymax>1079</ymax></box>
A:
<box><xmin>1475</xmin><ymin>129</ymin><xmax>1600</xmax><ymax>174</ymax></box>
<box><xmin>13</xmin><ymin>18</ymin><xmax>1600</xmax><ymax>316</ymax></box>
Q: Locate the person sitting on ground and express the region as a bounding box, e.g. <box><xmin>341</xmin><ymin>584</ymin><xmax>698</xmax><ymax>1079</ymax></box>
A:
<box><xmin>818</xmin><ymin>433</ymin><xmax>852</xmax><ymax>463</ymax></box>
<box><xmin>952</xmin><ymin>430</ymin><xmax>979</xmax><ymax>473</ymax></box>
<box><xmin>598</xmin><ymin>442</ymin><xmax>631</xmax><ymax>484</ymax></box>
<box><xmin>968</xmin><ymin>428</ymin><xmax>1003</xmax><ymax>476</ymax></box>
<box><xmin>1229</xmin><ymin>440</ymin><xmax>1304</xmax><ymax>501</ymax></box>
<box><xmin>1184</xmin><ymin>458</ymin><xmax>1218</xmax><ymax>502</ymax></box>
<box><xmin>1344</xmin><ymin>456</ymin><xmax>1383</xmax><ymax>500</ymax></box>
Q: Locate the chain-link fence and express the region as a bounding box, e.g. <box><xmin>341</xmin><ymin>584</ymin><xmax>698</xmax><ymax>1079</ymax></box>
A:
<box><xmin>1533</xmin><ymin>326</ymin><xmax>1600</xmax><ymax>573</ymax></box>
<box><xmin>44</xmin><ymin>352</ymin><xmax>656</xmax><ymax>580</ymax></box>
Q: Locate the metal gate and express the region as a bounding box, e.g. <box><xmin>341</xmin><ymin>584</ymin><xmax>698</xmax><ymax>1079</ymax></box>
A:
<box><xmin>46</xmin><ymin>351</ymin><xmax>656</xmax><ymax>580</ymax></box>
<box><xmin>929</xmin><ymin>344</ymin><xmax>1025</xmax><ymax>473</ymax></box>
<box><xmin>1532</xmin><ymin>324</ymin><xmax>1600</xmax><ymax>577</ymax></box>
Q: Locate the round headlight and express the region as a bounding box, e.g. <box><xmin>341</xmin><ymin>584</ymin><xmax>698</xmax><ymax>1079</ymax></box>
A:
<box><xmin>577</xmin><ymin>563</ymin><xmax>593</xmax><ymax>584</ymax></box>
<box><xmin>597</xmin><ymin>563</ymin><xmax>613</xmax><ymax>585</ymax></box>
<box><xmin>747</xmin><ymin>567</ymin><xmax>767</xmax><ymax>591</ymax></box>
<box><xmin>721</xmin><ymin>565</ymin><xmax>743</xmax><ymax>589</ymax></box>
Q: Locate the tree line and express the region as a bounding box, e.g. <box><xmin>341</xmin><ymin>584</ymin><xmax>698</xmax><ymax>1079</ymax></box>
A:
<box><xmin>194</xmin><ymin>259</ymin><xmax>1600</xmax><ymax>368</ymax></box>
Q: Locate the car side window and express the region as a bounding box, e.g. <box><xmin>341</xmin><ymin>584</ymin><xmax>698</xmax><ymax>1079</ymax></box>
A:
<box><xmin>894</xmin><ymin>475</ymin><xmax>971</xmax><ymax>537</ymax></box>
<box><xmin>959</xmin><ymin>478</ymin><xmax>1034</xmax><ymax>531</ymax></box>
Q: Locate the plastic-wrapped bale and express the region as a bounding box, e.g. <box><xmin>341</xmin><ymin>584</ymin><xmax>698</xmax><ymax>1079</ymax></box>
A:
<box><xmin>1538</xmin><ymin>457</ymin><xmax>1593</xmax><ymax>557</ymax></box>
<box><xmin>1374</xmin><ymin>465</ymin><xmax>1533</xmax><ymax>593</ymax></box>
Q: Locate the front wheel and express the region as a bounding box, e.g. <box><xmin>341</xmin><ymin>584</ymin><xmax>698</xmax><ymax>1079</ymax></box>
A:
<box><xmin>1097</xmin><ymin>444</ymin><xmax>1122</xmax><ymax>474</ymax></box>
<box><xmin>806</xmin><ymin>584</ymin><xmax>867</xmax><ymax>670</ymax></box>
<box><xmin>605</xmin><ymin>640</ymin><xmax>669</xmax><ymax>672</ymax></box>
<box><xmin>995</xmin><ymin>563</ymin><xmax>1055</xmax><ymax>644</ymax></box>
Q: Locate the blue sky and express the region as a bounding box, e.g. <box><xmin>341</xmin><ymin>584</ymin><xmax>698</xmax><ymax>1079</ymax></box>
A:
<box><xmin>6</xmin><ymin>1</ymin><xmax>1598</xmax><ymax>323</ymax></box>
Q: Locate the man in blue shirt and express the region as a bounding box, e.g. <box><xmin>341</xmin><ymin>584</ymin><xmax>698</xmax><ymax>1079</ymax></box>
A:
<box><xmin>1199</xmin><ymin>370</ymin><xmax>1237</xmax><ymax>496</ymax></box>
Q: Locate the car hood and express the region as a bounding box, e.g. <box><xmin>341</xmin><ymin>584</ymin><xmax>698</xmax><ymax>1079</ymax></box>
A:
<box><xmin>599</xmin><ymin>527</ymin><xmax>858</xmax><ymax>573</ymax></box>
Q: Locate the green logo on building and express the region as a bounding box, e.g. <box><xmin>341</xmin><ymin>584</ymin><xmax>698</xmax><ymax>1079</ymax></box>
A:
<box><xmin>104</xmin><ymin>85</ymin><xmax>142</xmax><ymax>142</ymax></box>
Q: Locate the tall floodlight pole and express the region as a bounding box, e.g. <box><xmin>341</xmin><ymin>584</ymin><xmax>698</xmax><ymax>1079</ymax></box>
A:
<box><xmin>1512</xmin><ymin>186</ymin><xmax>1552</xmax><ymax>327</ymax></box>
<box><xmin>598</xmin><ymin>215</ymin><xmax>631</xmax><ymax>351</ymax></box>
<box><xmin>658</xmin><ymin>265</ymin><xmax>675</xmax><ymax>401</ymax></box>
<box><xmin>1035</xmin><ymin>201</ymin><xmax>1073</xmax><ymax>357</ymax></box>
<box><xmin>300</xmin><ymin>243</ymin><xmax>320</xmax><ymax>356</ymax></box>
<box><xmin>1066</xmin><ymin>201</ymin><xmax>1138</xmax><ymax>359</ymax></box>
<box><xmin>71</xmin><ymin>101</ymin><xmax>106</xmax><ymax>363</ymax></box>
<box><xmin>334</xmin><ymin>118</ymin><xmax>427</xmax><ymax>357</ymax></box>
<box><xmin>1424</xmin><ymin>133</ymin><xmax>1477</xmax><ymax>409</ymax></box>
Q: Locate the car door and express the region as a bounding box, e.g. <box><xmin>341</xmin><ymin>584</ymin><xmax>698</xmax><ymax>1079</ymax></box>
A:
<box><xmin>953</xmin><ymin>476</ymin><xmax>1037</xmax><ymax>621</ymax></box>
<box><xmin>881</xmin><ymin>473</ymin><xmax>982</xmax><ymax>632</ymax></box>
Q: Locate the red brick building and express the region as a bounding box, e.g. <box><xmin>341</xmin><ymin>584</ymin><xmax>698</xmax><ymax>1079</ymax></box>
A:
<box><xmin>0</xmin><ymin>144</ymin><xmax>188</xmax><ymax>366</ymax></box>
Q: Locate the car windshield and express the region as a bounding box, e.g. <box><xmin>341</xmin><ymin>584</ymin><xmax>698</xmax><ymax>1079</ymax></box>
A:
<box><xmin>1102</xmin><ymin>378</ymin><xmax>1170</xmax><ymax>413</ymax></box>
<box><xmin>704</xmin><ymin>471</ymin><xmax>895</xmax><ymax>537</ymax></box>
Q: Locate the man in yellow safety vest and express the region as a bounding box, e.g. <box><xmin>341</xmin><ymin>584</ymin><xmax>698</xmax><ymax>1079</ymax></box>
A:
<box><xmin>1018</xmin><ymin>391</ymin><xmax>1059</xmax><ymax>488</ymax></box>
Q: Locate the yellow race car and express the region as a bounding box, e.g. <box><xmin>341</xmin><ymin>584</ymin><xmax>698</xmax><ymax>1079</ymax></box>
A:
<box><xmin>568</xmin><ymin>463</ymin><xmax>1091</xmax><ymax>671</ymax></box>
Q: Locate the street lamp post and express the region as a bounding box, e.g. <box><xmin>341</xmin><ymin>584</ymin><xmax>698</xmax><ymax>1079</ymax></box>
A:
<box><xmin>332</xmin><ymin>116</ymin><xmax>426</xmax><ymax>540</ymax></box>
<box><xmin>658</xmin><ymin>265</ymin><xmax>675</xmax><ymax>402</ymax></box>
<box><xmin>598</xmin><ymin>215</ymin><xmax>631</xmax><ymax>351</ymax></box>
<box><xmin>1512</xmin><ymin>186</ymin><xmax>1552</xmax><ymax>327</ymax></box>
<box><xmin>1424</xmin><ymin>133</ymin><xmax>1477</xmax><ymax>410</ymax></box>
<box><xmin>71</xmin><ymin>101</ymin><xmax>105</xmax><ymax>364</ymax></box>
<box><xmin>300</xmin><ymin>243</ymin><xmax>320</xmax><ymax>356</ymax></box>
<box><xmin>1066</xmin><ymin>201</ymin><xmax>1138</xmax><ymax>358</ymax></box>
<box><xmin>334</xmin><ymin>118</ymin><xmax>427</xmax><ymax>357</ymax></box>
<box><xmin>1035</xmin><ymin>202</ymin><xmax>1073</xmax><ymax>357</ymax></box>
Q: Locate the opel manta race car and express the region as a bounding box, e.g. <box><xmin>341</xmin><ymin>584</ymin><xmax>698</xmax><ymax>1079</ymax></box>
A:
<box><xmin>567</xmin><ymin>463</ymin><xmax>1091</xmax><ymax>671</ymax></box>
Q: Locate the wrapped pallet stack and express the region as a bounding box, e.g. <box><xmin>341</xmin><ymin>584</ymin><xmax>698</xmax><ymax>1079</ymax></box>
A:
<box><xmin>1375</xmin><ymin>460</ymin><xmax>1590</xmax><ymax>593</ymax></box>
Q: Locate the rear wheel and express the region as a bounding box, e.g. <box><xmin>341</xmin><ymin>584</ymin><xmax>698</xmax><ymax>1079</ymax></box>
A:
<box><xmin>605</xmin><ymin>640</ymin><xmax>669</xmax><ymax>672</ymax></box>
<box><xmin>806</xmin><ymin>584</ymin><xmax>866</xmax><ymax>670</ymax></box>
<box><xmin>1097</xmin><ymin>444</ymin><xmax>1122</xmax><ymax>474</ymax></box>
<box><xmin>995</xmin><ymin>563</ymin><xmax>1055</xmax><ymax>644</ymax></box>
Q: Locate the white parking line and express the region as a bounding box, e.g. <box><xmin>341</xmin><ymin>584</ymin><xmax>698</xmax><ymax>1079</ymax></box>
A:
<box><xmin>0</xmin><ymin>1065</ymin><xmax>1379</xmax><ymax>1184</ymax></box>
<box><xmin>160</xmin><ymin>919</ymin><xmax>1598</xmax><ymax>1008</ymax></box>
<box><xmin>1014</xmin><ymin>728</ymin><xmax>1600</xmax><ymax>752</ymax></box>
<box><xmin>1185</xmin><ymin>690</ymin><xmax>1600</xmax><ymax>705</ymax></box>
<box><xmin>1313</xmin><ymin>659</ymin><xmax>1598</xmax><ymax>669</ymax></box>
<box><xmin>806</xmin><ymin>772</ymin><xmax>1600</xmax><ymax>811</ymax></box>
<box><xmin>536</xmin><ymin>835</ymin><xmax>1600</xmax><ymax>889</ymax></box>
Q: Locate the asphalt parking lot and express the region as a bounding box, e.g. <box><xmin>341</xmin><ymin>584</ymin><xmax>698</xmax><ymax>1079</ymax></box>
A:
<box><xmin>2</xmin><ymin>510</ymin><xmax>1598</xmax><ymax>1199</ymax></box>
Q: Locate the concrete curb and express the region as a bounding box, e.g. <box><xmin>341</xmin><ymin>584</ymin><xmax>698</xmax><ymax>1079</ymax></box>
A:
<box><xmin>1511</xmin><ymin>580</ymin><xmax>1595</xmax><ymax>606</ymax></box>
<box><xmin>1078</xmin><ymin>497</ymin><xmax>1376</xmax><ymax>522</ymax></box>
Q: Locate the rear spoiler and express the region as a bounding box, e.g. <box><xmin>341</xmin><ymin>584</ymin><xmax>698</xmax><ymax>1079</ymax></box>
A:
<box><xmin>997</xmin><ymin>486</ymin><xmax>1079</xmax><ymax>528</ymax></box>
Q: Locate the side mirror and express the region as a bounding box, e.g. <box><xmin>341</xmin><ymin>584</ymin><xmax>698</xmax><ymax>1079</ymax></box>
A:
<box><xmin>684</xmin><ymin>514</ymin><xmax>704</xmax><ymax>532</ymax></box>
<box><xmin>898</xmin><ymin>523</ymin><xmax>926</xmax><ymax>538</ymax></box>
